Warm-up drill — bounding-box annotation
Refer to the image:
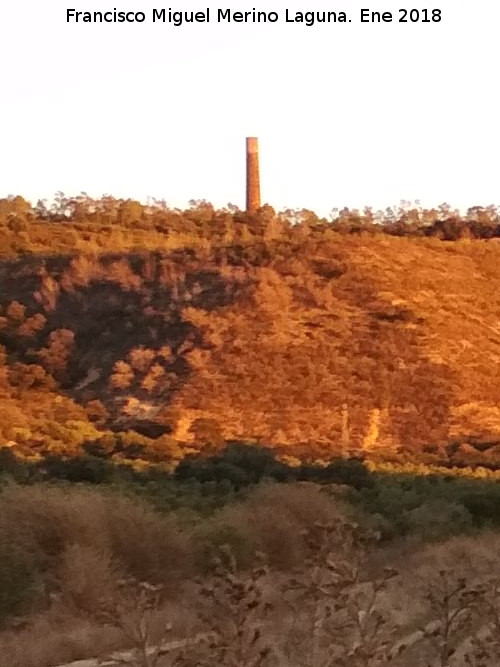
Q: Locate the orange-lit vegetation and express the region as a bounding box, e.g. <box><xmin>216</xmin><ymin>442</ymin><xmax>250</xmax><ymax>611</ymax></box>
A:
<box><xmin>4</xmin><ymin>193</ymin><xmax>500</xmax><ymax>664</ymax></box>
<box><xmin>2</xmin><ymin>194</ymin><xmax>500</xmax><ymax>468</ymax></box>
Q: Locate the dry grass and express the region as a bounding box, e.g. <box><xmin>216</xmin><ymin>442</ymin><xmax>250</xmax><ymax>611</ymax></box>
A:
<box><xmin>0</xmin><ymin>611</ymin><xmax>124</xmax><ymax>667</ymax></box>
<box><xmin>0</xmin><ymin>482</ymin><xmax>194</xmax><ymax>628</ymax></box>
<box><xmin>3</xmin><ymin>483</ymin><xmax>500</xmax><ymax>666</ymax></box>
<box><xmin>56</xmin><ymin>544</ymin><xmax>121</xmax><ymax>615</ymax></box>
<box><xmin>195</xmin><ymin>483</ymin><xmax>346</xmax><ymax>570</ymax></box>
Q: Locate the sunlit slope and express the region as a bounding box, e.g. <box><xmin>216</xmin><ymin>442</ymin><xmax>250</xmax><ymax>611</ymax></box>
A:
<box><xmin>344</xmin><ymin>236</ymin><xmax>500</xmax><ymax>444</ymax></box>
<box><xmin>165</xmin><ymin>237</ymin><xmax>500</xmax><ymax>458</ymax></box>
<box><xmin>1</xmin><ymin>236</ymin><xmax>500</xmax><ymax>462</ymax></box>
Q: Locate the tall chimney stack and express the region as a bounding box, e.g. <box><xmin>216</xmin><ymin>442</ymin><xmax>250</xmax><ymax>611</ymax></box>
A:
<box><xmin>246</xmin><ymin>137</ymin><xmax>261</xmax><ymax>213</ymax></box>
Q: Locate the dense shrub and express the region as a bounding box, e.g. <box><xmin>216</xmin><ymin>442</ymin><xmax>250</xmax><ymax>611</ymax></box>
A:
<box><xmin>0</xmin><ymin>484</ymin><xmax>193</xmax><ymax>609</ymax></box>
<box><xmin>103</xmin><ymin>494</ymin><xmax>193</xmax><ymax>585</ymax></box>
<box><xmin>197</xmin><ymin>482</ymin><xmax>346</xmax><ymax>571</ymax></box>
<box><xmin>404</xmin><ymin>499</ymin><xmax>474</xmax><ymax>541</ymax></box>
<box><xmin>461</xmin><ymin>491</ymin><xmax>500</xmax><ymax>527</ymax></box>
<box><xmin>0</xmin><ymin>544</ymin><xmax>38</xmax><ymax>621</ymax></box>
<box><xmin>0</xmin><ymin>448</ymin><xmax>33</xmax><ymax>483</ymax></box>
<box><xmin>174</xmin><ymin>443</ymin><xmax>292</xmax><ymax>488</ymax></box>
<box><xmin>38</xmin><ymin>455</ymin><xmax>115</xmax><ymax>484</ymax></box>
<box><xmin>352</xmin><ymin>473</ymin><xmax>500</xmax><ymax>538</ymax></box>
<box><xmin>316</xmin><ymin>457</ymin><xmax>374</xmax><ymax>489</ymax></box>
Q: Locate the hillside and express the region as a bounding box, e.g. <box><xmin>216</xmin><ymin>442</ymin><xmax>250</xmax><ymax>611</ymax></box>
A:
<box><xmin>2</xmin><ymin>201</ymin><xmax>500</xmax><ymax>466</ymax></box>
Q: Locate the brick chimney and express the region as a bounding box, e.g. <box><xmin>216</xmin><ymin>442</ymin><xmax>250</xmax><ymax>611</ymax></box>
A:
<box><xmin>246</xmin><ymin>137</ymin><xmax>261</xmax><ymax>213</ymax></box>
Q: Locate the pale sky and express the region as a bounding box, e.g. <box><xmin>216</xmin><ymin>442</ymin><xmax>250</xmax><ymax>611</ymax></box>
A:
<box><xmin>1</xmin><ymin>1</ymin><xmax>498</xmax><ymax>216</ymax></box>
